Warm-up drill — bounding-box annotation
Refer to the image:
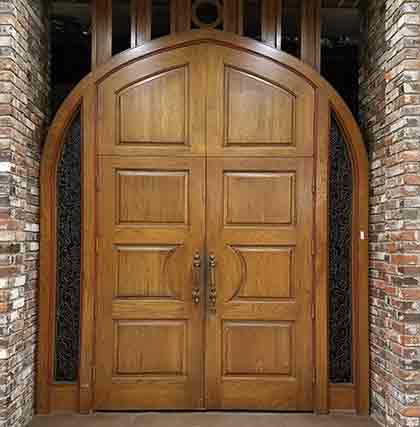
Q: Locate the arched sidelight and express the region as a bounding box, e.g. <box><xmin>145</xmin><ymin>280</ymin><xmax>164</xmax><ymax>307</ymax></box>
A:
<box><xmin>54</xmin><ymin>110</ymin><xmax>82</xmax><ymax>383</ymax></box>
<box><xmin>38</xmin><ymin>30</ymin><xmax>368</xmax><ymax>415</ymax></box>
<box><xmin>329</xmin><ymin>113</ymin><xmax>353</xmax><ymax>385</ymax></box>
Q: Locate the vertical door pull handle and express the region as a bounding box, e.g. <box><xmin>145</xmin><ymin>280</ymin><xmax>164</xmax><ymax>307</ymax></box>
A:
<box><xmin>208</xmin><ymin>254</ymin><xmax>217</xmax><ymax>313</ymax></box>
<box><xmin>192</xmin><ymin>251</ymin><xmax>201</xmax><ymax>304</ymax></box>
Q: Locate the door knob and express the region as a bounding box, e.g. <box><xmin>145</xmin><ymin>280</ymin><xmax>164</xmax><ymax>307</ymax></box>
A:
<box><xmin>192</xmin><ymin>251</ymin><xmax>202</xmax><ymax>304</ymax></box>
<box><xmin>208</xmin><ymin>254</ymin><xmax>217</xmax><ymax>313</ymax></box>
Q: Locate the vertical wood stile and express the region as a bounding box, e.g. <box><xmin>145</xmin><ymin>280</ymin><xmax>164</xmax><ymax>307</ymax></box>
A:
<box><xmin>171</xmin><ymin>0</ymin><xmax>191</xmax><ymax>33</ymax></box>
<box><xmin>92</xmin><ymin>0</ymin><xmax>113</xmax><ymax>68</ymax></box>
<box><xmin>78</xmin><ymin>87</ymin><xmax>97</xmax><ymax>413</ymax></box>
<box><xmin>237</xmin><ymin>0</ymin><xmax>244</xmax><ymax>35</ymax></box>
<box><xmin>131</xmin><ymin>0</ymin><xmax>152</xmax><ymax>46</ymax></box>
<box><xmin>261</xmin><ymin>0</ymin><xmax>282</xmax><ymax>49</ymax></box>
<box><xmin>224</xmin><ymin>0</ymin><xmax>240</xmax><ymax>34</ymax></box>
<box><xmin>314</xmin><ymin>91</ymin><xmax>329</xmax><ymax>414</ymax></box>
<box><xmin>301</xmin><ymin>0</ymin><xmax>321</xmax><ymax>70</ymax></box>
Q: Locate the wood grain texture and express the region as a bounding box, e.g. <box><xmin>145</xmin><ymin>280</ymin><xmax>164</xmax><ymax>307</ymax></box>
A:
<box><xmin>79</xmin><ymin>87</ymin><xmax>97</xmax><ymax>413</ymax></box>
<box><xmin>301</xmin><ymin>0</ymin><xmax>321</xmax><ymax>70</ymax></box>
<box><xmin>224</xmin><ymin>0</ymin><xmax>241</xmax><ymax>33</ymax></box>
<box><xmin>230</xmin><ymin>246</ymin><xmax>295</xmax><ymax>299</ymax></box>
<box><xmin>224</xmin><ymin>172</ymin><xmax>295</xmax><ymax>225</ymax></box>
<box><xmin>223</xmin><ymin>322</ymin><xmax>294</xmax><ymax>375</ymax></box>
<box><xmin>92</xmin><ymin>0</ymin><xmax>112</xmax><ymax>68</ymax></box>
<box><xmin>207</xmin><ymin>45</ymin><xmax>315</xmax><ymax>157</ymax></box>
<box><xmin>329</xmin><ymin>384</ymin><xmax>356</xmax><ymax>412</ymax></box>
<box><xmin>39</xmin><ymin>30</ymin><xmax>369</xmax><ymax>415</ymax></box>
<box><xmin>314</xmin><ymin>91</ymin><xmax>329</xmax><ymax>414</ymax></box>
<box><xmin>171</xmin><ymin>0</ymin><xmax>191</xmax><ymax>32</ymax></box>
<box><xmin>261</xmin><ymin>0</ymin><xmax>282</xmax><ymax>49</ymax></box>
<box><xmin>97</xmin><ymin>47</ymin><xmax>207</xmax><ymax>157</ymax></box>
<box><xmin>132</xmin><ymin>0</ymin><xmax>152</xmax><ymax>46</ymax></box>
<box><xmin>205</xmin><ymin>157</ymin><xmax>314</xmax><ymax>411</ymax></box>
<box><xmin>94</xmin><ymin>157</ymin><xmax>205</xmax><ymax>410</ymax></box>
<box><xmin>119</xmin><ymin>68</ymin><xmax>188</xmax><ymax>144</ymax></box>
<box><xmin>226</xmin><ymin>68</ymin><xmax>294</xmax><ymax>145</ymax></box>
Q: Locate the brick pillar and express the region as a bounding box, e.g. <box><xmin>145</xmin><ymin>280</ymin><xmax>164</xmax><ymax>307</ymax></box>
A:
<box><xmin>360</xmin><ymin>1</ymin><xmax>420</xmax><ymax>426</ymax></box>
<box><xmin>0</xmin><ymin>1</ymin><xmax>49</xmax><ymax>426</ymax></box>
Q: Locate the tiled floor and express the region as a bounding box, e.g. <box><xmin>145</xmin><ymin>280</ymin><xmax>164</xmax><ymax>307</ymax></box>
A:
<box><xmin>30</xmin><ymin>412</ymin><xmax>379</xmax><ymax>427</ymax></box>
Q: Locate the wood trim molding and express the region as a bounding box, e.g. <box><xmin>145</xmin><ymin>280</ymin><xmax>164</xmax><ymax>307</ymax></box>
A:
<box><xmin>314</xmin><ymin>91</ymin><xmax>330</xmax><ymax>414</ymax></box>
<box><xmin>261</xmin><ymin>0</ymin><xmax>282</xmax><ymax>49</ymax></box>
<box><xmin>92</xmin><ymin>0</ymin><xmax>112</xmax><ymax>68</ymax></box>
<box><xmin>78</xmin><ymin>86</ymin><xmax>97</xmax><ymax>413</ymax></box>
<box><xmin>329</xmin><ymin>384</ymin><xmax>356</xmax><ymax>412</ymax></box>
<box><xmin>301</xmin><ymin>0</ymin><xmax>321</xmax><ymax>70</ymax></box>
<box><xmin>331</xmin><ymin>104</ymin><xmax>370</xmax><ymax>416</ymax></box>
<box><xmin>171</xmin><ymin>0</ymin><xmax>191</xmax><ymax>33</ymax></box>
<box><xmin>131</xmin><ymin>0</ymin><xmax>152</xmax><ymax>46</ymax></box>
<box><xmin>224</xmin><ymin>0</ymin><xmax>241</xmax><ymax>34</ymax></box>
<box><xmin>38</xmin><ymin>30</ymin><xmax>369</xmax><ymax>415</ymax></box>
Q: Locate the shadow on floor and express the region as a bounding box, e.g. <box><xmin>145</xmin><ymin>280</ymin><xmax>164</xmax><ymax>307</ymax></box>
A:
<box><xmin>30</xmin><ymin>412</ymin><xmax>379</xmax><ymax>427</ymax></box>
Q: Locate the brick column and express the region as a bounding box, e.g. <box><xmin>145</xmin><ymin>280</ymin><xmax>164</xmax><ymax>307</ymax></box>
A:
<box><xmin>0</xmin><ymin>1</ymin><xmax>49</xmax><ymax>426</ymax></box>
<box><xmin>360</xmin><ymin>1</ymin><xmax>420</xmax><ymax>426</ymax></box>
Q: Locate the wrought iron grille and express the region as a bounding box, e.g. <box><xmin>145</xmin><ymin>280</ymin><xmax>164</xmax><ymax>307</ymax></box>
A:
<box><xmin>54</xmin><ymin>111</ymin><xmax>82</xmax><ymax>382</ymax></box>
<box><xmin>328</xmin><ymin>113</ymin><xmax>353</xmax><ymax>384</ymax></box>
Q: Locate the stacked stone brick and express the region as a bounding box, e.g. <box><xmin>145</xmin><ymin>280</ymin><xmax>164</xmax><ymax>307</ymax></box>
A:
<box><xmin>0</xmin><ymin>1</ymin><xmax>49</xmax><ymax>426</ymax></box>
<box><xmin>360</xmin><ymin>0</ymin><xmax>420</xmax><ymax>426</ymax></box>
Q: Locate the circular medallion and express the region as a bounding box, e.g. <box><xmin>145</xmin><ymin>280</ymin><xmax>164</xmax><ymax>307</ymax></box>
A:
<box><xmin>192</xmin><ymin>0</ymin><xmax>223</xmax><ymax>29</ymax></box>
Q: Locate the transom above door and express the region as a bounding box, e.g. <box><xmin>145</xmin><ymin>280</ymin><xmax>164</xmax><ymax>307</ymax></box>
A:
<box><xmin>94</xmin><ymin>44</ymin><xmax>315</xmax><ymax>410</ymax></box>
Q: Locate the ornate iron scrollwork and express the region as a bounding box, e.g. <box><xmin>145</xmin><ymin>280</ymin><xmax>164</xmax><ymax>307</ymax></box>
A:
<box><xmin>329</xmin><ymin>113</ymin><xmax>353</xmax><ymax>384</ymax></box>
<box><xmin>54</xmin><ymin>111</ymin><xmax>82</xmax><ymax>382</ymax></box>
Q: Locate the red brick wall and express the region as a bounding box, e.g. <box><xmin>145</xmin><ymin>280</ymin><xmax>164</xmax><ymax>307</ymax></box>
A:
<box><xmin>0</xmin><ymin>0</ymin><xmax>419</xmax><ymax>425</ymax></box>
<box><xmin>0</xmin><ymin>1</ymin><xmax>49</xmax><ymax>426</ymax></box>
<box><xmin>360</xmin><ymin>0</ymin><xmax>420</xmax><ymax>425</ymax></box>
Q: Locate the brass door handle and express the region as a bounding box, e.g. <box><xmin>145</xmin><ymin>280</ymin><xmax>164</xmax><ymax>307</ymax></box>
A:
<box><xmin>208</xmin><ymin>254</ymin><xmax>217</xmax><ymax>313</ymax></box>
<box><xmin>192</xmin><ymin>251</ymin><xmax>201</xmax><ymax>304</ymax></box>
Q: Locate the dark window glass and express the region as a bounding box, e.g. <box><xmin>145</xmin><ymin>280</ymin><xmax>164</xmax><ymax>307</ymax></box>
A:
<box><xmin>51</xmin><ymin>0</ymin><xmax>91</xmax><ymax>116</ymax></box>
<box><xmin>54</xmin><ymin>112</ymin><xmax>82</xmax><ymax>383</ymax></box>
<box><xmin>329</xmin><ymin>114</ymin><xmax>353</xmax><ymax>384</ymax></box>
<box><xmin>321</xmin><ymin>5</ymin><xmax>360</xmax><ymax>116</ymax></box>
<box><xmin>113</xmin><ymin>0</ymin><xmax>131</xmax><ymax>55</ymax></box>
<box><xmin>243</xmin><ymin>0</ymin><xmax>261</xmax><ymax>41</ymax></box>
<box><xmin>281</xmin><ymin>0</ymin><xmax>300</xmax><ymax>57</ymax></box>
<box><xmin>152</xmin><ymin>0</ymin><xmax>171</xmax><ymax>39</ymax></box>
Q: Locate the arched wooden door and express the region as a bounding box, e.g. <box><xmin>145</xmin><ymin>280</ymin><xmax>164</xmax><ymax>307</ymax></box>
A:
<box><xmin>38</xmin><ymin>30</ymin><xmax>369</xmax><ymax>416</ymax></box>
<box><xmin>94</xmin><ymin>43</ymin><xmax>315</xmax><ymax>411</ymax></box>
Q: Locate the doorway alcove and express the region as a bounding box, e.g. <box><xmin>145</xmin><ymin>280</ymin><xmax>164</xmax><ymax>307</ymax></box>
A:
<box><xmin>39</xmin><ymin>0</ymin><xmax>368</xmax><ymax>415</ymax></box>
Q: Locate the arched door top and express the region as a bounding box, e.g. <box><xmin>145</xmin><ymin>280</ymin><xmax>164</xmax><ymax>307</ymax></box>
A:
<box><xmin>47</xmin><ymin>29</ymin><xmax>367</xmax><ymax>168</ymax></box>
<box><xmin>38</xmin><ymin>29</ymin><xmax>369</xmax><ymax>416</ymax></box>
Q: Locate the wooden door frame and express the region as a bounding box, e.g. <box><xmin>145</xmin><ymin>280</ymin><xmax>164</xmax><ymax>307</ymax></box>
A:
<box><xmin>37</xmin><ymin>30</ymin><xmax>369</xmax><ymax>415</ymax></box>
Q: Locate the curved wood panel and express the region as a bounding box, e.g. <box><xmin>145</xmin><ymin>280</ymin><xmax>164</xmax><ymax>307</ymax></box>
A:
<box><xmin>38</xmin><ymin>30</ymin><xmax>369</xmax><ymax>415</ymax></box>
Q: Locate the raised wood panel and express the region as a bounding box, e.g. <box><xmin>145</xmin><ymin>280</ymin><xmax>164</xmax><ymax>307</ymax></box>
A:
<box><xmin>329</xmin><ymin>384</ymin><xmax>356</xmax><ymax>411</ymax></box>
<box><xmin>119</xmin><ymin>67</ymin><xmax>188</xmax><ymax>144</ymax></box>
<box><xmin>206</xmin><ymin>157</ymin><xmax>314</xmax><ymax>411</ymax></box>
<box><xmin>117</xmin><ymin>170</ymin><xmax>189</xmax><ymax>225</ymax></box>
<box><xmin>114</xmin><ymin>321</ymin><xmax>186</xmax><ymax>375</ymax></box>
<box><xmin>50</xmin><ymin>385</ymin><xmax>78</xmax><ymax>412</ymax></box>
<box><xmin>116</xmin><ymin>245</ymin><xmax>182</xmax><ymax>298</ymax></box>
<box><xmin>224</xmin><ymin>172</ymin><xmax>295</xmax><ymax>226</ymax></box>
<box><xmin>206</xmin><ymin>45</ymin><xmax>315</xmax><ymax>157</ymax></box>
<box><xmin>97</xmin><ymin>46</ymin><xmax>207</xmax><ymax>157</ymax></box>
<box><xmin>229</xmin><ymin>246</ymin><xmax>295</xmax><ymax>300</ymax></box>
<box><xmin>95</xmin><ymin>156</ymin><xmax>205</xmax><ymax>410</ymax></box>
<box><xmin>223</xmin><ymin>321</ymin><xmax>294</xmax><ymax>376</ymax></box>
<box><xmin>226</xmin><ymin>68</ymin><xmax>294</xmax><ymax>145</ymax></box>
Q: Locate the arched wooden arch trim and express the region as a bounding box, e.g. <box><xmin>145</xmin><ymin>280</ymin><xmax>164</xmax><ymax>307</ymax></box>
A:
<box><xmin>37</xmin><ymin>29</ymin><xmax>369</xmax><ymax>416</ymax></box>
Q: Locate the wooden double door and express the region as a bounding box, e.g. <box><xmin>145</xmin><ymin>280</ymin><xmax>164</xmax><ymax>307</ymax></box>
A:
<box><xmin>94</xmin><ymin>44</ymin><xmax>316</xmax><ymax>411</ymax></box>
